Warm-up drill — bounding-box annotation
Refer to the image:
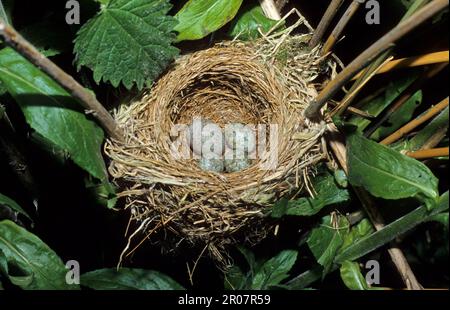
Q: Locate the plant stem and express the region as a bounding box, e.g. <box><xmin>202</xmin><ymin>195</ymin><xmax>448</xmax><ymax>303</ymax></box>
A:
<box><xmin>352</xmin><ymin>51</ymin><xmax>449</xmax><ymax>80</ymax></box>
<box><xmin>309</xmin><ymin>0</ymin><xmax>345</xmax><ymax>48</ymax></box>
<box><xmin>0</xmin><ymin>21</ymin><xmax>124</xmax><ymax>141</ymax></box>
<box><xmin>364</xmin><ymin>63</ymin><xmax>447</xmax><ymax>138</ymax></box>
<box><xmin>381</xmin><ymin>97</ymin><xmax>449</xmax><ymax>145</ymax></box>
<box><xmin>406</xmin><ymin>147</ymin><xmax>449</xmax><ymax>159</ymax></box>
<box><xmin>304</xmin><ymin>0</ymin><xmax>449</xmax><ymax>119</ymax></box>
<box><xmin>322</xmin><ymin>0</ymin><xmax>363</xmax><ymax>55</ymax></box>
<box><xmin>326</xmin><ymin>123</ymin><xmax>423</xmax><ymax>290</ymax></box>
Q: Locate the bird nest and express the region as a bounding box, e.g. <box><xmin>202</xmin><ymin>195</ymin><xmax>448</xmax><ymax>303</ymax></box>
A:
<box><xmin>105</xmin><ymin>27</ymin><xmax>335</xmax><ymax>264</ymax></box>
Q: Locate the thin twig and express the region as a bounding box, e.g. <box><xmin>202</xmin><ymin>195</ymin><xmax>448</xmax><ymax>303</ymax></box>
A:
<box><xmin>352</xmin><ymin>51</ymin><xmax>449</xmax><ymax>80</ymax></box>
<box><xmin>326</xmin><ymin>122</ymin><xmax>423</xmax><ymax>290</ymax></box>
<box><xmin>0</xmin><ymin>21</ymin><xmax>124</xmax><ymax>141</ymax></box>
<box><xmin>322</xmin><ymin>0</ymin><xmax>364</xmax><ymax>55</ymax></box>
<box><xmin>309</xmin><ymin>0</ymin><xmax>345</xmax><ymax>48</ymax></box>
<box><xmin>381</xmin><ymin>97</ymin><xmax>449</xmax><ymax>145</ymax></box>
<box><xmin>406</xmin><ymin>147</ymin><xmax>449</xmax><ymax>159</ymax></box>
<box><xmin>304</xmin><ymin>0</ymin><xmax>449</xmax><ymax>119</ymax></box>
<box><xmin>419</xmin><ymin>126</ymin><xmax>448</xmax><ymax>150</ymax></box>
<box><xmin>365</xmin><ymin>63</ymin><xmax>447</xmax><ymax>138</ymax></box>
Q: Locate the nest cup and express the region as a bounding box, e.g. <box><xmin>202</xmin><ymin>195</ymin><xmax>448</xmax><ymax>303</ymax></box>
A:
<box><xmin>106</xmin><ymin>36</ymin><xmax>332</xmax><ymax>263</ymax></box>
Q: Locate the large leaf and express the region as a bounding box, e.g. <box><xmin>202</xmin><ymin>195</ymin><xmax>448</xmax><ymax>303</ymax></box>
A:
<box><xmin>272</xmin><ymin>170</ymin><xmax>349</xmax><ymax>218</ymax></box>
<box><xmin>0</xmin><ymin>48</ymin><xmax>108</xmax><ymax>182</ymax></box>
<box><xmin>307</xmin><ymin>215</ymin><xmax>349</xmax><ymax>275</ymax></box>
<box><xmin>339</xmin><ymin>261</ymin><xmax>368</xmax><ymax>290</ymax></box>
<box><xmin>251</xmin><ymin>250</ymin><xmax>298</xmax><ymax>289</ymax></box>
<box><xmin>228</xmin><ymin>5</ymin><xmax>278</xmax><ymax>40</ymax></box>
<box><xmin>369</xmin><ymin>90</ymin><xmax>422</xmax><ymax>141</ymax></box>
<box><xmin>340</xmin><ymin>219</ymin><xmax>374</xmax><ymax>254</ymax></box>
<box><xmin>224</xmin><ymin>265</ymin><xmax>247</xmax><ymax>290</ymax></box>
<box><xmin>0</xmin><ymin>220</ymin><xmax>76</xmax><ymax>290</ymax></box>
<box><xmin>81</xmin><ymin>268</ymin><xmax>184</xmax><ymax>290</ymax></box>
<box><xmin>347</xmin><ymin>134</ymin><xmax>439</xmax><ymax>209</ymax></box>
<box><xmin>74</xmin><ymin>0</ymin><xmax>179</xmax><ymax>89</ymax></box>
<box><xmin>175</xmin><ymin>0</ymin><xmax>243</xmax><ymax>41</ymax></box>
<box><xmin>0</xmin><ymin>193</ymin><xmax>31</xmax><ymax>221</ymax></box>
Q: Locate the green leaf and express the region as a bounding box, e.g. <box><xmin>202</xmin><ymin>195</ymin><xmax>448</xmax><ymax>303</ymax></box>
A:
<box><xmin>392</xmin><ymin>106</ymin><xmax>449</xmax><ymax>152</ymax></box>
<box><xmin>347</xmin><ymin>134</ymin><xmax>439</xmax><ymax>209</ymax></box>
<box><xmin>369</xmin><ymin>90</ymin><xmax>422</xmax><ymax>141</ymax></box>
<box><xmin>0</xmin><ymin>220</ymin><xmax>77</xmax><ymax>290</ymax></box>
<box><xmin>349</xmin><ymin>75</ymin><xmax>418</xmax><ymax>131</ymax></box>
<box><xmin>336</xmin><ymin>191</ymin><xmax>449</xmax><ymax>263</ymax></box>
<box><xmin>0</xmin><ymin>193</ymin><xmax>31</xmax><ymax>221</ymax></box>
<box><xmin>251</xmin><ymin>250</ymin><xmax>298</xmax><ymax>289</ymax></box>
<box><xmin>307</xmin><ymin>215</ymin><xmax>349</xmax><ymax>275</ymax></box>
<box><xmin>427</xmin><ymin>212</ymin><xmax>449</xmax><ymax>231</ymax></box>
<box><xmin>340</xmin><ymin>261</ymin><xmax>368</xmax><ymax>290</ymax></box>
<box><xmin>74</xmin><ymin>0</ymin><xmax>179</xmax><ymax>89</ymax></box>
<box><xmin>272</xmin><ymin>170</ymin><xmax>349</xmax><ymax>218</ymax></box>
<box><xmin>175</xmin><ymin>0</ymin><xmax>243</xmax><ymax>41</ymax></box>
<box><xmin>340</xmin><ymin>219</ymin><xmax>374</xmax><ymax>254</ymax></box>
<box><xmin>0</xmin><ymin>48</ymin><xmax>109</xmax><ymax>182</ymax></box>
<box><xmin>228</xmin><ymin>5</ymin><xmax>278</xmax><ymax>40</ymax></box>
<box><xmin>81</xmin><ymin>268</ymin><xmax>184</xmax><ymax>290</ymax></box>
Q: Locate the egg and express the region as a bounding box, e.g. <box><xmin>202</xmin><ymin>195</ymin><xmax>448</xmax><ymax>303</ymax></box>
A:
<box><xmin>188</xmin><ymin>118</ymin><xmax>225</xmax><ymax>157</ymax></box>
<box><xmin>224</xmin><ymin>148</ymin><xmax>253</xmax><ymax>173</ymax></box>
<box><xmin>224</xmin><ymin>123</ymin><xmax>256</xmax><ymax>154</ymax></box>
<box><xmin>198</xmin><ymin>157</ymin><xmax>225</xmax><ymax>173</ymax></box>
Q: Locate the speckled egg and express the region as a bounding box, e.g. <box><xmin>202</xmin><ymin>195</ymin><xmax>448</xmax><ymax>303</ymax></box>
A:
<box><xmin>224</xmin><ymin>123</ymin><xmax>256</xmax><ymax>154</ymax></box>
<box><xmin>188</xmin><ymin>118</ymin><xmax>225</xmax><ymax>157</ymax></box>
<box><xmin>198</xmin><ymin>157</ymin><xmax>225</xmax><ymax>173</ymax></box>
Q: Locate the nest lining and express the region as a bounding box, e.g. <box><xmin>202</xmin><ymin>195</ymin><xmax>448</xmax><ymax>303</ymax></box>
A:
<box><xmin>106</xmin><ymin>35</ymin><xmax>333</xmax><ymax>263</ymax></box>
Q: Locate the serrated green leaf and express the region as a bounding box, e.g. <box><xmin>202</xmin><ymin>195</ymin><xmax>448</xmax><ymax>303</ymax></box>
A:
<box><xmin>228</xmin><ymin>5</ymin><xmax>279</xmax><ymax>40</ymax></box>
<box><xmin>347</xmin><ymin>134</ymin><xmax>439</xmax><ymax>209</ymax></box>
<box><xmin>340</xmin><ymin>261</ymin><xmax>368</xmax><ymax>290</ymax></box>
<box><xmin>81</xmin><ymin>268</ymin><xmax>184</xmax><ymax>290</ymax></box>
<box><xmin>0</xmin><ymin>193</ymin><xmax>31</xmax><ymax>221</ymax></box>
<box><xmin>251</xmin><ymin>250</ymin><xmax>298</xmax><ymax>290</ymax></box>
<box><xmin>0</xmin><ymin>48</ymin><xmax>109</xmax><ymax>182</ymax></box>
<box><xmin>369</xmin><ymin>90</ymin><xmax>422</xmax><ymax>141</ymax></box>
<box><xmin>74</xmin><ymin>0</ymin><xmax>179</xmax><ymax>89</ymax></box>
<box><xmin>0</xmin><ymin>220</ymin><xmax>77</xmax><ymax>290</ymax></box>
<box><xmin>175</xmin><ymin>0</ymin><xmax>243</xmax><ymax>41</ymax></box>
<box><xmin>307</xmin><ymin>214</ymin><xmax>349</xmax><ymax>275</ymax></box>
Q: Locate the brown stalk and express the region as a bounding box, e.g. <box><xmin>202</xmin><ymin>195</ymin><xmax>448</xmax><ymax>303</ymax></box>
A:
<box><xmin>305</xmin><ymin>0</ymin><xmax>449</xmax><ymax>119</ymax></box>
<box><xmin>364</xmin><ymin>63</ymin><xmax>447</xmax><ymax>138</ymax></box>
<box><xmin>381</xmin><ymin>97</ymin><xmax>449</xmax><ymax>145</ymax></box>
<box><xmin>0</xmin><ymin>20</ymin><xmax>124</xmax><ymax>141</ymax></box>
<box><xmin>309</xmin><ymin>0</ymin><xmax>345</xmax><ymax>48</ymax></box>
<box><xmin>406</xmin><ymin>147</ymin><xmax>449</xmax><ymax>159</ymax></box>
<box><xmin>322</xmin><ymin>0</ymin><xmax>363</xmax><ymax>55</ymax></box>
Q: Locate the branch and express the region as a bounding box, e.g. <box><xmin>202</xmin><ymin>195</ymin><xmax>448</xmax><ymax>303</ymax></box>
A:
<box><xmin>304</xmin><ymin>0</ymin><xmax>449</xmax><ymax>119</ymax></box>
<box><xmin>381</xmin><ymin>97</ymin><xmax>449</xmax><ymax>145</ymax></box>
<box><xmin>322</xmin><ymin>0</ymin><xmax>364</xmax><ymax>55</ymax></box>
<box><xmin>406</xmin><ymin>147</ymin><xmax>449</xmax><ymax>159</ymax></box>
<box><xmin>352</xmin><ymin>51</ymin><xmax>449</xmax><ymax>80</ymax></box>
<box><xmin>0</xmin><ymin>21</ymin><xmax>124</xmax><ymax>141</ymax></box>
<box><xmin>309</xmin><ymin>0</ymin><xmax>345</xmax><ymax>48</ymax></box>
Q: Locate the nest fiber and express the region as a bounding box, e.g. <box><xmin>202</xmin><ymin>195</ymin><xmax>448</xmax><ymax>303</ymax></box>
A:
<box><xmin>106</xmin><ymin>36</ymin><xmax>332</xmax><ymax>262</ymax></box>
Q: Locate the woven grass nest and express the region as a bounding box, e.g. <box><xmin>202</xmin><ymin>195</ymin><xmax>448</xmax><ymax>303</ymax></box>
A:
<box><xmin>106</xmin><ymin>23</ymin><xmax>336</xmax><ymax>264</ymax></box>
